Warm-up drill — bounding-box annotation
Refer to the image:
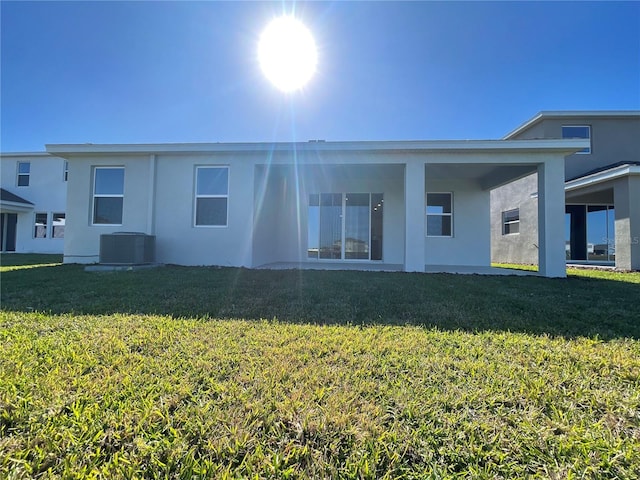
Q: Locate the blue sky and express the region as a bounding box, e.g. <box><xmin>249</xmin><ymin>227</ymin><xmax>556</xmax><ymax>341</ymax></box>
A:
<box><xmin>2</xmin><ymin>1</ymin><xmax>639</xmax><ymax>151</ymax></box>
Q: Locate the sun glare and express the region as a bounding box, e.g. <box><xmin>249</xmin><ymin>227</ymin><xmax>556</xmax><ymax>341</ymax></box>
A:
<box><xmin>258</xmin><ymin>16</ymin><xmax>317</xmax><ymax>92</ymax></box>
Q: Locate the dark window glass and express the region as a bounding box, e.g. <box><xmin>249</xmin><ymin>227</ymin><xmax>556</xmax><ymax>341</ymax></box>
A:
<box><xmin>197</xmin><ymin>168</ymin><xmax>228</xmax><ymax>196</ymax></box>
<box><xmin>427</xmin><ymin>215</ymin><xmax>451</xmax><ymax>236</ymax></box>
<box><xmin>426</xmin><ymin>193</ymin><xmax>451</xmax><ymax>214</ymax></box>
<box><xmin>95</xmin><ymin>168</ymin><xmax>124</xmax><ymax>195</ymax></box>
<box><xmin>426</xmin><ymin>193</ymin><xmax>452</xmax><ymax>236</ymax></box>
<box><xmin>52</xmin><ymin>213</ymin><xmax>65</xmax><ymax>238</ymax></box>
<box><xmin>562</xmin><ymin>125</ymin><xmax>591</xmax><ymax>153</ymax></box>
<box><xmin>34</xmin><ymin>212</ymin><xmax>47</xmax><ymax>238</ymax></box>
<box><xmin>196</xmin><ymin>198</ymin><xmax>227</xmax><ymax>226</ymax></box>
<box><xmin>17</xmin><ymin>162</ymin><xmax>30</xmax><ymax>186</ymax></box>
<box><xmin>94</xmin><ymin>197</ymin><xmax>123</xmax><ymax>225</ymax></box>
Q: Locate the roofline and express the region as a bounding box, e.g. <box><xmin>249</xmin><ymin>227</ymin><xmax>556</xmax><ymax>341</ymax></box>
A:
<box><xmin>0</xmin><ymin>188</ymin><xmax>35</xmax><ymax>206</ymax></box>
<box><xmin>565</xmin><ymin>163</ymin><xmax>640</xmax><ymax>192</ymax></box>
<box><xmin>0</xmin><ymin>200</ymin><xmax>35</xmax><ymax>210</ymax></box>
<box><xmin>45</xmin><ymin>139</ymin><xmax>589</xmax><ymax>156</ymax></box>
<box><xmin>0</xmin><ymin>151</ymin><xmax>54</xmax><ymax>158</ymax></box>
<box><xmin>504</xmin><ymin>110</ymin><xmax>640</xmax><ymax>139</ymax></box>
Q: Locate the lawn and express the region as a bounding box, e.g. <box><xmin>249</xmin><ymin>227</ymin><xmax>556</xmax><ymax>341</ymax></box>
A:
<box><xmin>1</xmin><ymin>255</ymin><xmax>639</xmax><ymax>478</ymax></box>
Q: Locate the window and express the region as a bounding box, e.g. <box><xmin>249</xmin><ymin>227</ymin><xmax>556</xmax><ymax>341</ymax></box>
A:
<box><xmin>64</xmin><ymin>161</ymin><xmax>69</xmax><ymax>181</ymax></box>
<box><xmin>562</xmin><ymin>125</ymin><xmax>591</xmax><ymax>154</ymax></box>
<box><xmin>17</xmin><ymin>162</ymin><xmax>30</xmax><ymax>186</ymax></box>
<box><xmin>34</xmin><ymin>213</ymin><xmax>48</xmax><ymax>238</ymax></box>
<box><xmin>426</xmin><ymin>193</ymin><xmax>452</xmax><ymax>237</ymax></box>
<box><xmin>93</xmin><ymin>167</ymin><xmax>124</xmax><ymax>225</ymax></box>
<box><xmin>502</xmin><ymin>208</ymin><xmax>520</xmax><ymax>235</ymax></box>
<box><xmin>52</xmin><ymin>213</ymin><xmax>65</xmax><ymax>238</ymax></box>
<box><xmin>195</xmin><ymin>166</ymin><xmax>228</xmax><ymax>226</ymax></box>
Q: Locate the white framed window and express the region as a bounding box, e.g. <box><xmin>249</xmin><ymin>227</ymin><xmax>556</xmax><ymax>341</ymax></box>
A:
<box><xmin>502</xmin><ymin>208</ymin><xmax>520</xmax><ymax>235</ymax></box>
<box><xmin>52</xmin><ymin>213</ymin><xmax>65</xmax><ymax>238</ymax></box>
<box><xmin>17</xmin><ymin>162</ymin><xmax>30</xmax><ymax>186</ymax></box>
<box><xmin>64</xmin><ymin>161</ymin><xmax>69</xmax><ymax>181</ymax></box>
<box><xmin>34</xmin><ymin>212</ymin><xmax>48</xmax><ymax>238</ymax></box>
<box><xmin>194</xmin><ymin>166</ymin><xmax>229</xmax><ymax>227</ymax></box>
<box><xmin>562</xmin><ymin>125</ymin><xmax>591</xmax><ymax>154</ymax></box>
<box><xmin>426</xmin><ymin>192</ymin><xmax>453</xmax><ymax>237</ymax></box>
<box><xmin>92</xmin><ymin>167</ymin><xmax>124</xmax><ymax>225</ymax></box>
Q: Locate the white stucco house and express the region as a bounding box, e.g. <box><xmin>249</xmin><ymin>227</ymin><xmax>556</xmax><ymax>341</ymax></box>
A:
<box><xmin>0</xmin><ymin>152</ymin><xmax>68</xmax><ymax>253</ymax></box>
<box><xmin>45</xmin><ymin>139</ymin><xmax>588</xmax><ymax>278</ymax></box>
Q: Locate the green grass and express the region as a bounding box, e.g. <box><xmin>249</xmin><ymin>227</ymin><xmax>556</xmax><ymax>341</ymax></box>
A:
<box><xmin>1</xmin><ymin>255</ymin><xmax>639</xmax><ymax>478</ymax></box>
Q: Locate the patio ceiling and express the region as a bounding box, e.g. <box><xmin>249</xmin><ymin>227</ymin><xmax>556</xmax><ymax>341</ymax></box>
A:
<box><xmin>426</xmin><ymin>163</ymin><xmax>538</xmax><ymax>190</ymax></box>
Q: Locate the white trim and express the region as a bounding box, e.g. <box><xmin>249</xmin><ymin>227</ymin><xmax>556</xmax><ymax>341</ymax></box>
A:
<box><xmin>46</xmin><ymin>139</ymin><xmax>590</xmax><ymax>157</ymax></box>
<box><xmin>0</xmin><ymin>200</ymin><xmax>34</xmax><ymax>213</ymax></box>
<box><xmin>565</xmin><ymin>164</ymin><xmax>640</xmax><ymax>192</ymax></box>
<box><xmin>193</xmin><ymin>165</ymin><xmax>229</xmax><ymax>228</ymax></box>
<box><xmin>0</xmin><ymin>152</ymin><xmax>53</xmax><ymax>158</ymax></box>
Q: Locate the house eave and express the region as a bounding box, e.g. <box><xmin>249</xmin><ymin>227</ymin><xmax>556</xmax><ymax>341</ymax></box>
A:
<box><xmin>46</xmin><ymin>139</ymin><xmax>589</xmax><ymax>157</ymax></box>
<box><xmin>565</xmin><ymin>164</ymin><xmax>640</xmax><ymax>192</ymax></box>
<box><xmin>0</xmin><ymin>151</ymin><xmax>55</xmax><ymax>158</ymax></box>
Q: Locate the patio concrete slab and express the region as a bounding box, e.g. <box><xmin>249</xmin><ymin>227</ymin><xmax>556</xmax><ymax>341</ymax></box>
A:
<box><xmin>425</xmin><ymin>265</ymin><xmax>537</xmax><ymax>276</ymax></box>
<box><xmin>257</xmin><ymin>262</ymin><xmax>537</xmax><ymax>276</ymax></box>
<box><xmin>256</xmin><ymin>262</ymin><xmax>403</xmax><ymax>272</ymax></box>
<box><xmin>84</xmin><ymin>263</ymin><xmax>165</xmax><ymax>272</ymax></box>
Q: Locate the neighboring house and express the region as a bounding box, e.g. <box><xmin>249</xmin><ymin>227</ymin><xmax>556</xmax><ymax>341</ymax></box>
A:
<box><xmin>491</xmin><ymin>111</ymin><xmax>640</xmax><ymax>271</ymax></box>
<box><xmin>46</xmin><ymin>139</ymin><xmax>587</xmax><ymax>277</ymax></box>
<box><xmin>0</xmin><ymin>152</ymin><xmax>68</xmax><ymax>253</ymax></box>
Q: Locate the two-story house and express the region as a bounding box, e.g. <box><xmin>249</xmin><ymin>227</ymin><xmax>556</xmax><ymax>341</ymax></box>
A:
<box><xmin>0</xmin><ymin>152</ymin><xmax>68</xmax><ymax>253</ymax></box>
<box><xmin>491</xmin><ymin>111</ymin><xmax>640</xmax><ymax>271</ymax></box>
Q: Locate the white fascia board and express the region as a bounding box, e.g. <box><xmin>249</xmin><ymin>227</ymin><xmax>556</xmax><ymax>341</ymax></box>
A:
<box><xmin>565</xmin><ymin>164</ymin><xmax>640</xmax><ymax>192</ymax></box>
<box><xmin>504</xmin><ymin>110</ymin><xmax>640</xmax><ymax>139</ymax></box>
<box><xmin>0</xmin><ymin>200</ymin><xmax>34</xmax><ymax>212</ymax></box>
<box><xmin>0</xmin><ymin>152</ymin><xmax>53</xmax><ymax>158</ymax></box>
<box><xmin>45</xmin><ymin>139</ymin><xmax>589</xmax><ymax>157</ymax></box>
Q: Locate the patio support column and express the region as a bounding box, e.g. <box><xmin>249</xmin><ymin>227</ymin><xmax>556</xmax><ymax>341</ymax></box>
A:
<box><xmin>537</xmin><ymin>158</ymin><xmax>566</xmax><ymax>278</ymax></box>
<box><xmin>404</xmin><ymin>160</ymin><xmax>425</xmax><ymax>272</ymax></box>
<box><xmin>614</xmin><ymin>175</ymin><xmax>640</xmax><ymax>271</ymax></box>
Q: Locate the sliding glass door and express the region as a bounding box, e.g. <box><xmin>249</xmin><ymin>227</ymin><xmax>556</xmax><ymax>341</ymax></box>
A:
<box><xmin>308</xmin><ymin>193</ymin><xmax>383</xmax><ymax>261</ymax></box>
<box><xmin>565</xmin><ymin>204</ymin><xmax>615</xmax><ymax>262</ymax></box>
<box><xmin>319</xmin><ymin>194</ymin><xmax>342</xmax><ymax>259</ymax></box>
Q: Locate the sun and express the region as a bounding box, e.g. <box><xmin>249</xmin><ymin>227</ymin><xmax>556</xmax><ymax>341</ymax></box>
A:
<box><xmin>258</xmin><ymin>16</ymin><xmax>317</xmax><ymax>92</ymax></box>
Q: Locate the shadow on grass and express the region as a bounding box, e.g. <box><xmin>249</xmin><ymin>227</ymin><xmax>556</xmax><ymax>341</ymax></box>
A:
<box><xmin>2</xmin><ymin>261</ymin><xmax>639</xmax><ymax>340</ymax></box>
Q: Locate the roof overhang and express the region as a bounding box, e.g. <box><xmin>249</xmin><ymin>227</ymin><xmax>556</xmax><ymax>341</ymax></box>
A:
<box><xmin>565</xmin><ymin>163</ymin><xmax>640</xmax><ymax>192</ymax></box>
<box><xmin>0</xmin><ymin>201</ymin><xmax>34</xmax><ymax>213</ymax></box>
<box><xmin>0</xmin><ymin>189</ymin><xmax>34</xmax><ymax>213</ymax></box>
<box><xmin>504</xmin><ymin>110</ymin><xmax>640</xmax><ymax>139</ymax></box>
<box><xmin>0</xmin><ymin>152</ymin><xmax>55</xmax><ymax>158</ymax></box>
<box><xmin>46</xmin><ymin>139</ymin><xmax>589</xmax><ymax>157</ymax></box>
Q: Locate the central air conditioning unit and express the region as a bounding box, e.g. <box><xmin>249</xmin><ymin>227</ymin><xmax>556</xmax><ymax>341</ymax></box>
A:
<box><xmin>99</xmin><ymin>232</ymin><xmax>156</xmax><ymax>265</ymax></box>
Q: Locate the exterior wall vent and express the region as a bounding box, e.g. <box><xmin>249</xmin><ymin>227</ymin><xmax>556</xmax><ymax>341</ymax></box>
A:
<box><xmin>99</xmin><ymin>232</ymin><xmax>155</xmax><ymax>265</ymax></box>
